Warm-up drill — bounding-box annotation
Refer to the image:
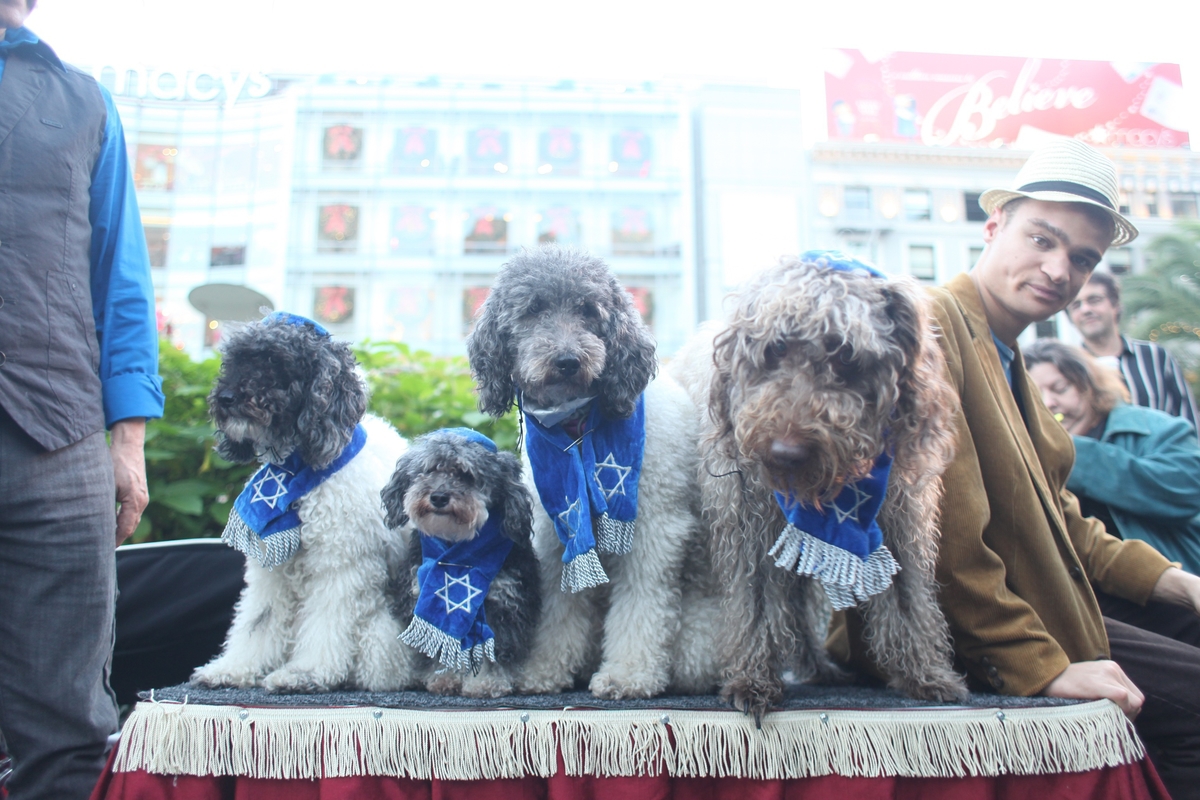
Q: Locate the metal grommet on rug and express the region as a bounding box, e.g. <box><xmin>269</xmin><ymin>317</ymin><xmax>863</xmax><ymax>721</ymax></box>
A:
<box><xmin>372</xmin><ymin>710</ymin><xmax>383</xmax><ymax>720</ymax></box>
<box><xmin>237</xmin><ymin>709</ymin><xmax>249</xmax><ymax>721</ymax></box>
<box><xmin>995</xmin><ymin>710</ymin><xmax>1006</xmax><ymax>723</ymax></box>
<box><xmin>659</xmin><ymin>714</ymin><xmax>670</xmax><ymax>725</ymax></box>
<box><xmin>520</xmin><ymin>713</ymin><xmax>530</xmax><ymax>723</ymax></box>
<box><xmin>819</xmin><ymin>713</ymin><xmax>829</xmax><ymax>725</ymax></box>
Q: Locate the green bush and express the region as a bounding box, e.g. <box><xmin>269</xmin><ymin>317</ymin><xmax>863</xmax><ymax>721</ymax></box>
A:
<box><xmin>134</xmin><ymin>340</ymin><xmax>517</xmax><ymax>544</ymax></box>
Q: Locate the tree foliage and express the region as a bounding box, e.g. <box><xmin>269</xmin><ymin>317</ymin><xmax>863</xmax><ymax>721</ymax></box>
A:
<box><xmin>1122</xmin><ymin>220</ymin><xmax>1200</xmax><ymax>397</ymax></box>
<box><xmin>133</xmin><ymin>340</ymin><xmax>516</xmax><ymax>544</ymax></box>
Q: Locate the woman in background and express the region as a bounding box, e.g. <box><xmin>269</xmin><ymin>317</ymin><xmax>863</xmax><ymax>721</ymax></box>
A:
<box><xmin>1026</xmin><ymin>339</ymin><xmax>1200</xmax><ymax>582</ymax></box>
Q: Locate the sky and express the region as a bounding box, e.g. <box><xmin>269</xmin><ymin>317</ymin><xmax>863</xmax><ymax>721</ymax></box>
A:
<box><xmin>25</xmin><ymin>0</ymin><xmax>1200</xmax><ymax>143</ymax></box>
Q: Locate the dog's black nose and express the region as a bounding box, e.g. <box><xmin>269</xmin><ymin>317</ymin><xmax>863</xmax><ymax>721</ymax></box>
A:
<box><xmin>769</xmin><ymin>440</ymin><xmax>810</xmax><ymax>465</ymax></box>
<box><xmin>429</xmin><ymin>492</ymin><xmax>450</xmax><ymax>509</ymax></box>
<box><xmin>554</xmin><ymin>356</ymin><xmax>581</xmax><ymax>377</ymax></box>
<box><xmin>216</xmin><ymin>389</ymin><xmax>237</xmax><ymax>407</ymax></box>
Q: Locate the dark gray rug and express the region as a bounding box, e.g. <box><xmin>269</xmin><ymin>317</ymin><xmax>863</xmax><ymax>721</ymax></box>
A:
<box><xmin>142</xmin><ymin>682</ymin><xmax>1080</xmax><ymax>712</ymax></box>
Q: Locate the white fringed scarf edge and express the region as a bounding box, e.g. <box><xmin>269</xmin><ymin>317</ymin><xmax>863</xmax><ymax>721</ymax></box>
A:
<box><xmin>113</xmin><ymin>698</ymin><xmax>1142</xmax><ymax>780</ymax></box>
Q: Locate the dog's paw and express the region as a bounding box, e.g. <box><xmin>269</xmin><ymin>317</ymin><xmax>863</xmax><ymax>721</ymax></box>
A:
<box><xmin>262</xmin><ymin>666</ymin><xmax>337</xmax><ymax>694</ymax></box>
<box><xmin>425</xmin><ymin>673</ymin><xmax>464</xmax><ymax>695</ymax></box>
<box><xmin>514</xmin><ymin>667</ymin><xmax>573</xmax><ymax>695</ymax></box>
<box><xmin>191</xmin><ymin>661</ymin><xmax>262</xmax><ymax>689</ymax></box>
<box><xmin>720</xmin><ymin>676</ymin><xmax>783</xmax><ymax>725</ymax></box>
<box><xmin>461</xmin><ymin>673</ymin><xmax>514</xmax><ymax>699</ymax></box>
<box><xmin>892</xmin><ymin>670</ymin><xmax>970</xmax><ymax>704</ymax></box>
<box><xmin>588</xmin><ymin>664</ymin><xmax>668</xmax><ymax>700</ymax></box>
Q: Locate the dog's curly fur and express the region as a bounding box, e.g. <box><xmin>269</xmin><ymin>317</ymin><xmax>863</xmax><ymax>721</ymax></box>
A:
<box><xmin>191</xmin><ymin>316</ymin><xmax>416</xmax><ymax>693</ymax></box>
<box><xmin>380</xmin><ymin>430</ymin><xmax>542</xmax><ymax>698</ymax></box>
<box><xmin>467</xmin><ymin>245</ymin><xmax>714</xmax><ymax>699</ymax></box>
<box><xmin>670</xmin><ymin>257</ymin><xmax>968</xmax><ymax>718</ymax></box>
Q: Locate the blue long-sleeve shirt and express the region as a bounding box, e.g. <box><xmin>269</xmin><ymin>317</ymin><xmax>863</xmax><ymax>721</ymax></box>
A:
<box><xmin>0</xmin><ymin>26</ymin><xmax>163</xmax><ymax>425</ymax></box>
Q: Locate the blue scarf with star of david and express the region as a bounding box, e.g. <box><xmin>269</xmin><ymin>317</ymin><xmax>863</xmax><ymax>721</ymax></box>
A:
<box><xmin>767</xmin><ymin>249</ymin><xmax>900</xmax><ymax>609</ymax></box>
<box><xmin>222</xmin><ymin>424</ymin><xmax>367</xmax><ymax>569</ymax></box>
<box><xmin>523</xmin><ymin>394</ymin><xmax>645</xmax><ymax>593</ymax></box>
<box><xmin>399</xmin><ymin>429</ymin><xmax>515</xmax><ymax>672</ymax></box>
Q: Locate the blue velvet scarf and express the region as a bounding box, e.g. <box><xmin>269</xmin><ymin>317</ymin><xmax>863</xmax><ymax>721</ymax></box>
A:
<box><xmin>222</xmin><ymin>423</ymin><xmax>367</xmax><ymax>569</ymax></box>
<box><xmin>523</xmin><ymin>395</ymin><xmax>646</xmax><ymax>593</ymax></box>
<box><xmin>767</xmin><ymin>250</ymin><xmax>900</xmax><ymax>609</ymax></box>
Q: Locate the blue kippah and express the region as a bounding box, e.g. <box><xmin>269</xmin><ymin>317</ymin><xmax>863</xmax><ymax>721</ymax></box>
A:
<box><xmin>800</xmin><ymin>249</ymin><xmax>886</xmax><ymax>279</ymax></box>
<box><xmin>265</xmin><ymin>311</ymin><xmax>330</xmax><ymax>337</ymax></box>
<box><xmin>443</xmin><ymin>427</ymin><xmax>498</xmax><ymax>452</ymax></box>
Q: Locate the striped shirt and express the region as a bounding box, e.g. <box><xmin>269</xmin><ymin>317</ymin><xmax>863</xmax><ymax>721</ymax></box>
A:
<box><xmin>1090</xmin><ymin>336</ymin><xmax>1199</xmax><ymax>438</ymax></box>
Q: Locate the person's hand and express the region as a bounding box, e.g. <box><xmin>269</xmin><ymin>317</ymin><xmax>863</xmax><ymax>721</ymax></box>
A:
<box><xmin>110</xmin><ymin>418</ymin><xmax>148</xmax><ymax>547</ymax></box>
<box><xmin>1149</xmin><ymin>567</ymin><xmax>1200</xmax><ymax>616</ymax></box>
<box><xmin>1042</xmin><ymin>661</ymin><xmax>1144</xmax><ymax>719</ymax></box>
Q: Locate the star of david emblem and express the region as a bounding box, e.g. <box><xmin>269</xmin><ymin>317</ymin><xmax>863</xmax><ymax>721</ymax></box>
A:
<box><xmin>250</xmin><ymin>466</ymin><xmax>291</xmax><ymax>509</ymax></box>
<box><xmin>593</xmin><ymin>453</ymin><xmax>632</xmax><ymax>501</ymax></box>
<box><xmin>435</xmin><ymin>572</ymin><xmax>482</xmax><ymax>615</ymax></box>
<box><xmin>558</xmin><ymin>497</ymin><xmax>582</xmax><ymax>539</ymax></box>
<box><xmin>833</xmin><ymin>483</ymin><xmax>871</xmax><ymax>524</ymax></box>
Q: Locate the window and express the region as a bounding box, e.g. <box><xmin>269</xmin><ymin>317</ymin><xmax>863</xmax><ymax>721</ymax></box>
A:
<box><xmin>625</xmin><ymin>286</ymin><xmax>654</xmax><ymax>330</ymax></box>
<box><xmin>969</xmin><ymin>246</ymin><xmax>984</xmax><ymax>268</ymax></box>
<box><xmin>392</xmin><ymin>127</ymin><xmax>436</xmax><ymax>174</ymax></box>
<box><xmin>964</xmin><ymin>192</ymin><xmax>988</xmax><ymax>222</ymax></box>
<box><xmin>318</xmin><ymin>204</ymin><xmax>359</xmax><ymax>253</ymax></box>
<box><xmin>908</xmin><ymin>245</ymin><xmax>936</xmax><ymax>281</ymax></box>
<box><xmin>537</xmin><ymin>207</ymin><xmax>580</xmax><ymax>245</ymax></box>
<box><xmin>538</xmin><ymin>128</ymin><xmax>580</xmax><ymax>175</ymax></box>
<box><xmin>1106</xmin><ymin>248</ymin><xmax>1133</xmax><ymax>275</ymax></box>
<box><xmin>390</xmin><ymin>206</ymin><xmax>434</xmax><ymax>255</ymax></box>
<box><xmin>464</xmin><ymin>207</ymin><xmax>508</xmax><ymax>254</ymax></box>
<box><xmin>323</xmin><ymin>125</ymin><xmax>363</xmax><ymax>166</ymax></box>
<box><xmin>612</xmin><ymin>207</ymin><xmax>654</xmax><ymax>255</ymax></box>
<box><xmin>610</xmin><ymin>129</ymin><xmax>652</xmax><ymax>178</ymax></box>
<box><xmin>1119</xmin><ymin>192</ymin><xmax>1131</xmax><ymax>216</ymax></box>
<box><xmin>210</xmin><ymin>246</ymin><xmax>245</xmax><ymax>267</ymax></box>
<box><xmin>1035</xmin><ymin>320</ymin><xmax>1058</xmax><ymax>339</ymax></box>
<box><xmin>144</xmin><ymin>226</ymin><xmax>169</xmax><ymax>267</ymax></box>
<box><xmin>134</xmin><ymin>144</ymin><xmax>176</xmax><ymax>191</ymax></box>
<box><xmin>462</xmin><ymin>286</ymin><xmax>490</xmax><ymax>336</ymax></box>
<box><xmin>1145</xmin><ymin>192</ymin><xmax>1159</xmax><ymax>218</ymax></box>
<box><xmin>1170</xmin><ymin>192</ymin><xmax>1198</xmax><ymax>218</ymax></box>
<box><xmin>904</xmin><ymin>190</ymin><xmax>931</xmax><ymax>221</ymax></box>
<box><xmin>468</xmin><ymin>128</ymin><xmax>509</xmax><ymax>175</ymax></box>
<box><xmin>313</xmin><ymin>286</ymin><xmax>355</xmax><ymax>325</ymax></box>
<box><xmin>843</xmin><ymin>186</ymin><xmax>871</xmax><ymax>222</ymax></box>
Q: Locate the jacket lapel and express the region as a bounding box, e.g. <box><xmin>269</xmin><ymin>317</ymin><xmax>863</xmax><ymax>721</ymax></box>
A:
<box><xmin>0</xmin><ymin>51</ymin><xmax>46</xmax><ymax>150</ymax></box>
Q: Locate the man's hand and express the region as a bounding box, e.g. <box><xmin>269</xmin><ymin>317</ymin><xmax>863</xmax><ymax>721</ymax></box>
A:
<box><xmin>1042</xmin><ymin>660</ymin><xmax>1144</xmax><ymax>719</ymax></box>
<box><xmin>1149</xmin><ymin>567</ymin><xmax>1200</xmax><ymax>615</ymax></box>
<box><xmin>111</xmin><ymin>418</ymin><xmax>148</xmax><ymax>547</ymax></box>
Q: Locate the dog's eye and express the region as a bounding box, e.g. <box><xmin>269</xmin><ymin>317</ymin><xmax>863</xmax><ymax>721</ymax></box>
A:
<box><xmin>579</xmin><ymin>302</ymin><xmax>600</xmax><ymax>319</ymax></box>
<box><xmin>525</xmin><ymin>298</ymin><xmax>545</xmax><ymax>317</ymax></box>
<box><xmin>764</xmin><ymin>340</ymin><xmax>788</xmax><ymax>368</ymax></box>
<box><xmin>455</xmin><ymin>469</ymin><xmax>474</xmax><ymax>485</ymax></box>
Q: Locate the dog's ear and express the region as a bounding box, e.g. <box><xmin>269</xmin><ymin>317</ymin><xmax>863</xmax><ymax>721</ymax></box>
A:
<box><xmin>380</xmin><ymin>459</ymin><xmax>413</xmax><ymax>529</ymax></box>
<box><xmin>467</xmin><ymin>291</ymin><xmax>517</xmax><ymax>418</ymax></box>
<box><xmin>882</xmin><ymin>281</ymin><xmax>958</xmax><ymax>480</ymax></box>
<box><xmin>594</xmin><ymin>286</ymin><xmax>658</xmax><ymax>419</ymax></box>
<box><xmin>297</xmin><ymin>341</ymin><xmax>368</xmax><ymax>469</ymax></box>
<box><xmin>707</xmin><ymin>326</ymin><xmax>741</xmax><ymax>458</ymax></box>
<box><xmin>494</xmin><ymin>452</ymin><xmax>533</xmax><ymax>544</ymax></box>
<box><xmin>212</xmin><ymin>431</ymin><xmax>258</xmax><ymax>463</ymax></box>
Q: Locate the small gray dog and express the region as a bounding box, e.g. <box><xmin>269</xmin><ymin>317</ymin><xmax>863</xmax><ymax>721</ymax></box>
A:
<box><xmin>671</xmin><ymin>255</ymin><xmax>968</xmax><ymax>718</ymax></box>
<box><xmin>467</xmin><ymin>245</ymin><xmax>711</xmax><ymax>699</ymax></box>
<box><xmin>380</xmin><ymin>429</ymin><xmax>541</xmax><ymax>698</ymax></box>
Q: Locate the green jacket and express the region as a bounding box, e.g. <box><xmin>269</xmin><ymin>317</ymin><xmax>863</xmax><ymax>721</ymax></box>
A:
<box><xmin>1069</xmin><ymin>403</ymin><xmax>1200</xmax><ymax>575</ymax></box>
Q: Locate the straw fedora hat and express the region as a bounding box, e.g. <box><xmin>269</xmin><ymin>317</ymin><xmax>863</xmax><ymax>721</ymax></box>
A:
<box><xmin>979</xmin><ymin>138</ymin><xmax>1138</xmax><ymax>246</ymax></box>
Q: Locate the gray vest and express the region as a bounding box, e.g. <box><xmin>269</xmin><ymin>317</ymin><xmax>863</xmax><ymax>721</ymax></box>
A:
<box><xmin>0</xmin><ymin>44</ymin><xmax>108</xmax><ymax>451</ymax></box>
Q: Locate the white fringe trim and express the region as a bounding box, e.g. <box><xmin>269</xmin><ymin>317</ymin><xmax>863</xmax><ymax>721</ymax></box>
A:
<box><xmin>112</xmin><ymin>699</ymin><xmax>1143</xmax><ymax>780</ymax></box>
<box><xmin>221</xmin><ymin>511</ymin><xmax>300</xmax><ymax>570</ymax></box>
<box><xmin>769</xmin><ymin>524</ymin><xmax>901</xmax><ymax>610</ymax></box>
<box><xmin>594</xmin><ymin>514</ymin><xmax>635</xmax><ymax>555</ymax></box>
<box><xmin>561</xmin><ymin>547</ymin><xmax>609</xmax><ymax>593</ymax></box>
<box><xmin>400</xmin><ymin>616</ymin><xmax>495</xmax><ymax>673</ymax></box>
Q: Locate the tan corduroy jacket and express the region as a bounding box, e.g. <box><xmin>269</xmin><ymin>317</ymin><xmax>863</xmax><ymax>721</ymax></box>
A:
<box><xmin>830</xmin><ymin>273</ymin><xmax>1173</xmax><ymax>696</ymax></box>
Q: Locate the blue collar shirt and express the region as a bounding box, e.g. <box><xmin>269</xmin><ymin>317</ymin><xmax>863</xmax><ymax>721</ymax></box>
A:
<box><xmin>0</xmin><ymin>27</ymin><xmax>164</xmax><ymax>426</ymax></box>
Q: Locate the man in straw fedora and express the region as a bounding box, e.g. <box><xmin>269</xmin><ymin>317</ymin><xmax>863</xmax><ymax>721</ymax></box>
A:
<box><xmin>830</xmin><ymin>138</ymin><xmax>1200</xmax><ymax>795</ymax></box>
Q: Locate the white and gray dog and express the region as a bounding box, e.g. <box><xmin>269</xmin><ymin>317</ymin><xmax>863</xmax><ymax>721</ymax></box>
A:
<box><xmin>671</xmin><ymin>255</ymin><xmax>968</xmax><ymax>717</ymax></box>
<box><xmin>380</xmin><ymin>429</ymin><xmax>541</xmax><ymax>698</ymax></box>
<box><xmin>467</xmin><ymin>245</ymin><xmax>712</xmax><ymax>699</ymax></box>
<box><xmin>192</xmin><ymin>314</ymin><xmax>416</xmax><ymax>692</ymax></box>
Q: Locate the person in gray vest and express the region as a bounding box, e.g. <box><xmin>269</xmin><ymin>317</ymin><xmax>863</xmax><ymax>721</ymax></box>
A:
<box><xmin>0</xmin><ymin>2</ymin><xmax>164</xmax><ymax>797</ymax></box>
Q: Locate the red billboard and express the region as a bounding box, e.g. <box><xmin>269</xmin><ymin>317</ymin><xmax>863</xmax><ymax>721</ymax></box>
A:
<box><xmin>825</xmin><ymin>50</ymin><xmax>1188</xmax><ymax>149</ymax></box>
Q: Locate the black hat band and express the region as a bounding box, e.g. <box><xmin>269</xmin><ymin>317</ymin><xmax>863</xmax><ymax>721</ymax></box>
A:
<box><xmin>1017</xmin><ymin>180</ymin><xmax>1115</xmax><ymax>210</ymax></box>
